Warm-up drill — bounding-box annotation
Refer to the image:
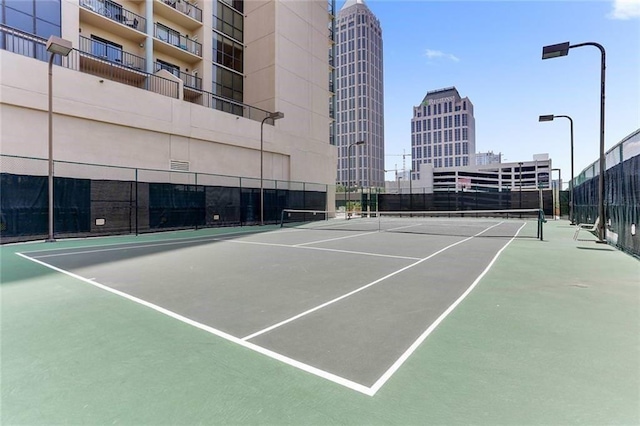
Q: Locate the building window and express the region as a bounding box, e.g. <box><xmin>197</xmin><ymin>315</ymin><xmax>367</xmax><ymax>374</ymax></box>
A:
<box><xmin>90</xmin><ymin>35</ymin><xmax>122</xmax><ymax>62</ymax></box>
<box><xmin>212</xmin><ymin>65</ymin><xmax>243</xmax><ymax>101</ymax></box>
<box><xmin>214</xmin><ymin>0</ymin><xmax>243</xmax><ymax>41</ymax></box>
<box><xmin>213</xmin><ymin>32</ymin><xmax>243</xmax><ymax>73</ymax></box>
<box><xmin>156</xmin><ymin>23</ymin><xmax>180</xmax><ymax>45</ymax></box>
<box><xmin>157</xmin><ymin>59</ymin><xmax>180</xmax><ymax>77</ymax></box>
<box><xmin>2</xmin><ymin>0</ymin><xmax>61</xmax><ymax>39</ymax></box>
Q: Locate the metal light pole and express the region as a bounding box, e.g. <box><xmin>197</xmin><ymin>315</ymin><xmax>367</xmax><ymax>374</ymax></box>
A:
<box><xmin>260</xmin><ymin>111</ymin><xmax>284</xmax><ymax>226</ymax></box>
<box><xmin>542</xmin><ymin>41</ymin><xmax>606</xmax><ymax>242</ymax></box>
<box><xmin>539</xmin><ymin>114</ymin><xmax>575</xmax><ymax>224</ymax></box>
<box><xmin>518</xmin><ymin>162</ymin><xmax>524</xmax><ymax>209</ymax></box>
<box><xmin>347</xmin><ymin>140</ymin><xmax>365</xmax><ymax>218</ymax></box>
<box><xmin>552</xmin><ymin>168</ymin><xmax>562</xmax><ymax>219</ymax></box>
<box><xmin>45</xmin><ymin>36</ymin><xmax>73</xmax><ymax>242</ymax></box>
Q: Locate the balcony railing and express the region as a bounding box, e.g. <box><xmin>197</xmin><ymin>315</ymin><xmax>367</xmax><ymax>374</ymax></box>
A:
<box><xmin>79</xmin><ymin>36</ymin><xmax>145</xmax><ymax>70</ymax></box>
<box><xmin>183</xmin><ymin>89</ymin><xmax>273</xmax><ymax>123</ymax></box>
<box><xmin>154</xmin><ymin>23</ymin><xmax>201</xmax><ymax>57</ymax></box>
<box><xmin>161</xmin><ymin>0</ymin><xmax>203</xmax><ymax>23</ymax></box>
<box><xmin>1</xmin><ymin>25</ymin><xmax>276</xmax><ymax>123</ymax></box>
<box><xmin>0</xmin><ymin>24</ymin><xmax>178</xmax><ymax>99</ymax></box>
<box><xmin>154</xmin><ymin>62</ymin><xmax>201</xmax><ymax>90</ymax></box>
<box><xmin>80</xmin><ymin>0</ymin><xmax>146</xmax><ymax>31</ymax></box>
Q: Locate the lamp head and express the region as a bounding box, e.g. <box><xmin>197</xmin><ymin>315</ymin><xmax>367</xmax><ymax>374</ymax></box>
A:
<box><xmin>542</xmin><ymin>42</ymin><xmax>570</xmax><ymax>60</ymax></box>
<box><xmin>355</xmin><ymin>140</ymin><xmax>365</xmax><ymax>145</ymax></box>
<box><xmin>268</xmin><ymin>111</ymin><xmax>284</xmax><ymax>120</ymax></box>
<box><xmin>46</xmin><ymin>35</ymin><xmax>73</xmax><ymax>56</ymax></box>
<box><xmin>539</xmin><ymin>114</ymin><xmax>555</xmax><ymax>122</ymax></box>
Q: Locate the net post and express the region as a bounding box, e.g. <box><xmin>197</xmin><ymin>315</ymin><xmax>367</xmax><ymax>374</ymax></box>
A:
<box><xmin>280</xmin><ymin>209</ymin><xmax>286</xmax><ymax>228</ymax></box>
<box><xmin>538</xmin><ymin>208</ymin><xmax>546</xmax><ymax>241</ymax></box>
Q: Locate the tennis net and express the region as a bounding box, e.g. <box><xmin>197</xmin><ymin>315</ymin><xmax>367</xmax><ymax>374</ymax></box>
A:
<box><xmin>280</xmin><ymin>209</ymin><xmax>546</xmax><ymax>240</ymax></box>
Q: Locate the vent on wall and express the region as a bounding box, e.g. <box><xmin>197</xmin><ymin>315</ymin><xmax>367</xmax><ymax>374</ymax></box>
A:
<box><xmin>170</xmin><ymin>160</ymin><xmax>190</xmax><ymax>171</ymax></box>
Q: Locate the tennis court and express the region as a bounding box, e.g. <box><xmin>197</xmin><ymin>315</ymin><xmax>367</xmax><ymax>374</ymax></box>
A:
<box><xmin>1</xmin><ymin>216</ymin><xmax>639</xmax><ymax>424</ymax></box>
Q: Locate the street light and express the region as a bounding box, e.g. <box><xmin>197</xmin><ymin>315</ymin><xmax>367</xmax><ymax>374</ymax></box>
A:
<box><xmin>539</xmin><ymin>114</ymin><xmax>575</xmax><ymax>224</ymax></box>
<box><xmin>518</xmin><ymin>162</ymin><xmax>524</xmax><ymax>209</ymax></box>
<box><xmin>260</xmin><ymin>111</ymin><xmax>284</xmax><ymax>226</ymax></box>
<box><xmin>347</xmin><ymin>140</ymin><xmax>365</xmax><ymax>218</ymax></box>
<box><xmin>542</xmin><ymin>41</ymin><xmax>606</xmax><ymax>242</ymax></box>
<box><xmin>46</xmin><ymin>35</ymin><xmax>73</xmax><ymax>242</ymax></box>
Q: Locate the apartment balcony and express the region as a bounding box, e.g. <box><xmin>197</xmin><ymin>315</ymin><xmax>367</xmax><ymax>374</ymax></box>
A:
<box><xmin>154</xmin><ymin>61</ymin><xmax>202</xmax><ymax>101</ymax></box>
<box><xmin>155</xmin><ymin>0</ymin><xmax>203</xmax><ymax>31</ymax></box>
<box><xmin>79</xmin><ymin>0</ymin><xmax>146</xmax><ymax>43</ymax></box>
<box><xmin>79</xmin><ymin>35</ymin><xmax>145</xmax><ymax>72</ymax></box>
<box><xmin>78</xmin><ymin>37</ymin><xmax>147</xmax><ymax>87</ymax></box>
<box><xmin>154</xmin><ymin>23</ymin><xmax>202</xmax><ymax>63</ymax></box>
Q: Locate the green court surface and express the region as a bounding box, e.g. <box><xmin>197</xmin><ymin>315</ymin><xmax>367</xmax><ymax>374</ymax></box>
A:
<box><xmin>1</xmin><ymin>221</ymin><xmax>639</xmax><ymax>425</ymax></box>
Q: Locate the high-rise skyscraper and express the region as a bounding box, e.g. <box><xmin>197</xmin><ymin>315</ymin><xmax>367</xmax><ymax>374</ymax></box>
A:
<box><xmin>411</xmin><ymin>87</ymin><xmax>476</xmax><ymax>179</ymax></box>
<box><xmin>334</xmin><ymin>0</ymin><xmax>384</xmax><ymax>189</ymax></box>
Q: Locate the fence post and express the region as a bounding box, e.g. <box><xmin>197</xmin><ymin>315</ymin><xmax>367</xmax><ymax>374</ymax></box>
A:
<box><xmin>135</xmin><ymin>168</ymin><xmax>138</xmax><ymax>236</ymax></box>
<box><xmin>194</xmin><ymin>172</ymin><xmax>198</xmax><ymax>231</ymax></box>
<box><xmin>239</xmin><ymin>177</ymin><xmax>243</xmax><ymax>226</ymax></box>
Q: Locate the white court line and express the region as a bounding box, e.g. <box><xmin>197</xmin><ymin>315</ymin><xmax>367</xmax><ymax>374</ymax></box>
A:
<box><xmin>16</xmin><ymin>220</ymin><xmax>524</xmax><ymax>397</ymax></box>
<box><xmin>22</xmin><ymin>228</ymin><xmax>268</xmax><ymax>258</ymax></box>
<box><xmin>293</xmin><ymin>231</ymin><xmax>379</xmax><ymax>246</ymax></box>
<box><xmin>15</xmin><ymin>252</ymin><xmax>375</xmax><ymax>396</ymax></box>
<box><xmin>241</xmin><ymin>221</ymin><xmax>504</xmax><ymax>342</ymax></box>
<box><xmin>368</xmin><ymin>222</ymin><xmax>527</xmax><ymax>395</ymax></box>
<box><xmin>27</xmin><ymin>232</ymin><xmax>420</xmax><ymax>262</ymax></box>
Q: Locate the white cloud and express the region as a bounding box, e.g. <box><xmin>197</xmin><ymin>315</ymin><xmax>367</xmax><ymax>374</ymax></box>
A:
<box><xmin>609</xmin><ymin>0</ymin><xmax>640</xmax><ymax>19</ymax></box>
<box><xmin>424</xmin><ymin>49</ymin><xmax>460</xmax><ymax>62</ymax></box>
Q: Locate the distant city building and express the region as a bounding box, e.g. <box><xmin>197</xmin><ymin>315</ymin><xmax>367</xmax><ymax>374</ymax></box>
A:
<box><xmin>476</xmin><ymin>151</ymin><xmax>502</xmax><ymax>166</ymax></box>
<box><xmin>335</xmin><ymin>0</ymin><xmax>385</xmax><ymax>188</ymax></box>
<box><xmin>410</xmin><ymin>87</ymin><xmax>476</xmax><ymax>177</ymax></box>
<box><xmin>399</xmin><ymin>154</ymin><xmax>552</xmax><ymax>194</ymax></box>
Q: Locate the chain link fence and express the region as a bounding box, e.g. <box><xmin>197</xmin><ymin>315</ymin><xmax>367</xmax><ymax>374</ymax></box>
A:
<box><xmin>0</xmin><ymin>155</ymin><xmax>329</xmax><ymax>243</ymax></box>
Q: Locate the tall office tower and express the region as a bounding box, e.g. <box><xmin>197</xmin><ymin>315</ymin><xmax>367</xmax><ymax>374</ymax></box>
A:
<box><xmin>334</xmin><ymin>0</ymin><xmax>384</xmax><ymax>189</ymax></box>
<box><xmin>410</xmin><ymin>87</ymin><xmax>475</xmax><ymax>179</ymax></box>
<box><xmin>0</xmin><ymin>0</ymin><xmax>335</xmax><ymax>203</ymax></box>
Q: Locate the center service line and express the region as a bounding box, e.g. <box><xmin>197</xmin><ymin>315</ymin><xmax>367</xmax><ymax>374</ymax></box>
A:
<box><xmin>241</xmin><ymin>222</ymin><xmax>504</xmax><ymax>341</ymax></box>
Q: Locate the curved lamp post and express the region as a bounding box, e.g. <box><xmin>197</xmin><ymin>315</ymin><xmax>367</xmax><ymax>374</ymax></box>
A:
<box><xmin>260</xmin><ymin>111</ymin><xmax>284</xmax><ymax>225</ymax></box>
<box><xmin>542</xmin><ymin>41</ymin><xmax>606</xmax><ymax>242</ymax></box>
<box><xmin>539</xmin><ymin>114</ymin><xmax>575</xmax><ymax>224</ymax></box>
<box><xmin>46</xmin><ymin>35</ymin><xmax>73</xmax><ymax>242</ymax></box>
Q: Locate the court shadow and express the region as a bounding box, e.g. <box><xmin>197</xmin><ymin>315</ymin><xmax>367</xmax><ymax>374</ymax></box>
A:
<box><xmin>1</xmin><ymin>227</ymin><xmax>274</xmax><ymax>285</ymax></box>
<box><xmin>576</xmin><ymin>246</ymin><xmax>616</xmax><ymax>252</ymax></box>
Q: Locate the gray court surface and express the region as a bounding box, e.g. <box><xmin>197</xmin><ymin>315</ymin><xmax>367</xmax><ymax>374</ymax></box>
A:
<box><xmin>20</xmin><ymin>221</ymin><xmax>531</xmax><ymax>391</ymax></box>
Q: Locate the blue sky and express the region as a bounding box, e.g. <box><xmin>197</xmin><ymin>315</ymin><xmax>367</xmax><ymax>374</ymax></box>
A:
<box><xmin>352</xmin><ymin>0</ymin><xmax>640</xmax><ymax>184</ymax></box>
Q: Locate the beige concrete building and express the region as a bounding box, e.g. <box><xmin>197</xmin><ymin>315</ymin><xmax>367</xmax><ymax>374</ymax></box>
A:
<box><xmin>0</xmin><ymin>0</ymin><xmax>336</xmax><ymax>202</ymax></box>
